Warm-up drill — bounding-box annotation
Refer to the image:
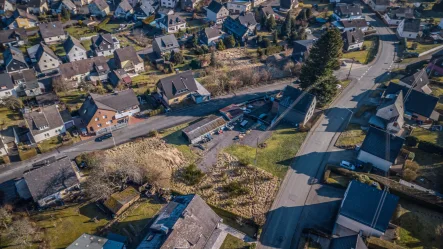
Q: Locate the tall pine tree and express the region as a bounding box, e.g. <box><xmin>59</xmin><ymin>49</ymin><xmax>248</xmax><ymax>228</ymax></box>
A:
<box><xmin>266</xmin><ymin>15</ymin><xmax>277</xmax><ymax>31</ymax></box>
<box><xmin>282</xmin><ymin>12</ymin><xmax>292</xmax><ymax>37</ymax></box>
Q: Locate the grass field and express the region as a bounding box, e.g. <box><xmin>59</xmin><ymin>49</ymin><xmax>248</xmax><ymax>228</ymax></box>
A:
<box><xmin>65</xmin><ymin>25</ymin><xmax>96</xmax><ymax>39</ymax></box>
<box><xmin>220</xmin><ymin>234</ymin><xmax>251</xmax><ymax>249</ymax></box>
<box><xmin>412</xmin><ymin>127</ymin><xmax>443</xmax><ymax>147</ymax></box>
<box><xmin>335</xmin><ymin>123</ymin><xmax>366</xmax><ymax>148</ymax></box>
<box><xmin>57</xmin><ymin>90</ymin><xmax>87</xmax><ymax>114</ymax></box>
<box><xmin>225</xmin><ymin>125</ymin><xmax>308</xmax><ymax>179</ymax></box>
<box><xmin>407</xmin><ymin>41</ymin><xmax>442</xmax><ymax>55</ymax></box>
<box><xmin>342</xmin><ymin>40</ymin><xmax>375</xmax><ymax>64</ymax></box>
<box><xmin>0</xmin><ymin>107</ymin><xmax>22</xmax><ymax>127</ymax></box>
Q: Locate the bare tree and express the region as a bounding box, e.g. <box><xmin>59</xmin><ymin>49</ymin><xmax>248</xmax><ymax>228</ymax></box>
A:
<box><xmin>8</xmin><ymin>218</ymin><xmax>39</xmax><ymax>247</ymax></box>
<box><xmin>1</xmin><ymin>96</ymin><xmax>22</xmax><ymax>111</ymax></box>
<box><xmin>52</xmin><ymin>75</ymin><xmax>69</xmax><ymax>93</ymax></box>
<box><xmin>0</xmin><ymin>206</ymin><xmax>12</xmax><ymax>230</ymax></box>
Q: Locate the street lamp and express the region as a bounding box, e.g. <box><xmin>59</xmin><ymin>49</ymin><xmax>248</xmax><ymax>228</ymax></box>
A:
<box><xmin>347</xmin><ymin>58</ymin><xmax>355</xmax><ymax>80</ymax></box>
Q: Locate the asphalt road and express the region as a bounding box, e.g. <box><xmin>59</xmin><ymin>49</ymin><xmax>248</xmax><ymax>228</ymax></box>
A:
<box><xmin>258</xmin><ymin>11</ymin><xmax>399</xmax><ymax>249</ymax></box>
<box><xmin>0</xmin><ymin>81</ymin><xmax>292</xmax><ymax>183</ymax></box>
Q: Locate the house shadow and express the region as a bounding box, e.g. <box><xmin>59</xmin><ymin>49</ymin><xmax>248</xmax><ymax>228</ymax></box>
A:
<box><xmin>320</xmin><ymin>107</ymin><xmax>355</xmax><ymax>132</ymax></box>
<box><xmin>393</xmin><ymin>211</ymin><xmax>440</xmax><ymax>249</ymax></box>
<box><xmin>79</xmin><ymin>202</ymin><xmax>110</xmax><ymax>221</ymax></box>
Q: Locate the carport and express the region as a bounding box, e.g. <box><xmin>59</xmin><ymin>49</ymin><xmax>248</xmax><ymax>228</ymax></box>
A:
<box><xmin>182</xmin><ymin>115</ymin><xmax>227</xmax><ymax>144</ymax></box>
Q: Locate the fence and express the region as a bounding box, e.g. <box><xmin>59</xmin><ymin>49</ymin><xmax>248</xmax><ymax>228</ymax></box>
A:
<box><xmin>96</xmin><ymin>122</ymin><xmax>128</xmax><ymax>135</ymax></box>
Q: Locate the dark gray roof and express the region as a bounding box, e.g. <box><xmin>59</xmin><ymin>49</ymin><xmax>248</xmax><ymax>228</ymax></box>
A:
<box><xmin>388</xmin><ymin>7</ymin><xmax>414</xmax><ymax>19</ymax></box>
<box><xmin>385</xmin><ymin>83</ymin><xmax>438</xmax><ymax>118</ymax></box>
<box><xmin>0</xmin><ymin>126</ymin><xmax>16</xmax><ymax>144</ymax></box>
<box><xmin>67</xmin><ymin>234</ymin><xmax>125</xmax><ymax>249</ymax></box>
<box><xmin>329</xmin><ymin>235</ymin><xmax>367</xmax><ymax>249</ymax></box>
<box><xmin>137</xmin><ymin>194</ymin><xmax>221</xmax><ymax>249</ymax></box>
<box><xmin>160</xmin><ymin>13</ymin><xmax>185</xmax><ymax>28</ymax></box>
<box><xmin>207</xmin><ymin>0</ymin><xmax>224</xmax><ymax>13</ymax></box>
<box><xmin>154</xmin><ymin>34</ymin><xmax>180</xmax><ymax>52</ymax></box>
<box><xmin>60</xmin><ymin>56</ymin><xmax>110</xmax><ymax>78</ymax></box>
<box><xmin>5</xmin><ymin>46</ymin><xmax>27</xmax><ymax>65</ymax></box>
<box><xmin>39</xmin><ymin>21</ymin><xmax>65</xmax><ymax>39</ymax></box>
<box><xmin>11</xmin><ymin>8</ymin><xmax>38</xmax><ymax>21</ymax></box>
<box><xmin>342</xmin><ymin>29</ymin><xmax>364</xmax><ymax>49</ymax></box>
<box><xmin>0</xmin><ymin>73</ymin><xmax>14</xmax><ymax>91</ymax></box>
<box><xmin>373</xmin><ymin>0</ymin><xmax>389</xmax><ymax>5</ymax></box>
<box><xmin>402</xmin><ymin>18</ymin><xmax>420</xmax><ymax>33</ymax></box>
<box><xmin>203</xmin><ymin>26</ymin><xmax>223</xmax><ymax>40</ymax></box>
<box><xmin>157</xmin><ymin>71</ymin><xmax>198</xmax><ymax>100</ymax></box>
<box><xmin>335</xmin><ymin>3</ymin><xmax>362</xmax><ymax>17</ymax></box>
<box><xmin>117</xmin><ymin>0</ymin><xmax>132</xmax><ymax>12</ymax></box>
<box><xmin>10</xmin><ymin>69</ymin><xmax>39</xmax><ymax>91</ymax></box>
<box><xmin>292</xmin><ymin>39</ymin><xmax>315</xmax><ymax>61</ymax></box>
<box><xmin>279</xmin><ymin>85</ymin><xmax>316</xmax><ymax>114</ymax></box>
<box><xmin>92</xmin><ymin>0</ymin><xmax>109</xmax><ymax>10</ymax></box>
<box><xmin>27</xmin><ymin>0</ymin><xmax>46</xmax><ymax>8</ymax></box>
<box><xmin>340</xmin><ymin>180</ymin><xmax>399</xmax><ymax>233</ymax></box>
<box><xmin>23</xmin><ymin>105</ymin><xmax>65</xmax><ymax>136</ymax></box>
<box><xmin>92</xmin><ymin>34</ymin><xmax>117</xmax><ymax>52</ymax></box>
<box><xmin>360</xmin><ymin>127</ymin><xmax>404</xmax><ymax>163</ymax></box>
<box><xmin>259</xmin><ymin>5</ymin><xmax>275</xmax><ymax>17</ymax></box>
<box><xmin>182</xmin><ymin>115</ymin><xmax>226</xmax><ymax>141</ymax></box>
<box><xmin>280</xmin><ymin>0</ymin><xmax>296</xmax><ymax>9</ymax></box>
<box><xmin>234</xmin><ymin>12</ymin><xmax>257</xmax><ymax>27</ymax></box>
<box><xmin>36</xmin><ymin>92</ymin><xmax>60</xmax><ymax>106</ymax></box>
<box><xmin>24</xmin><ymin>157</ymin><xmax>79</xmax><ymax>202</ymax></box>
<box><xmin>36</xmin><ymin>42</ymin><xmax>59</xmax><ymax>61</ymax></box>
<box><xmin>114</xmin><ymin>46</ymin><xmax>143</xmax><ymax>67</ymax></box>
<box><xmin>340</xmin><ymin>19</ymin><xmax>367</xmax><ymax>28</ymax></box>
<box><xmin>223</xmin><ymin>16</ymin><xmax>249</xmax><ymax>38</ymax></box>
<box><xmin>400</xmin><ymin>69</ymin><xmax>429</xmax><ymax>90</ymax></box>
<box><xmin>63</xmin><ymin>36</ymin><xmax>86</xmax><ymax>54</ymax></box>
<box><xmin>0</xmin><ymin>28</ymin><xmax>27</xmax><ymax>44</ymax></box>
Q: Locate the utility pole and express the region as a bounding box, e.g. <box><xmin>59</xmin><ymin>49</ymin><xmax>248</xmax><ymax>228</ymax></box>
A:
<box><xmin>347</xmin><ymin>58</ymin><xmax>355</xmax><ymax>80</ymax></box>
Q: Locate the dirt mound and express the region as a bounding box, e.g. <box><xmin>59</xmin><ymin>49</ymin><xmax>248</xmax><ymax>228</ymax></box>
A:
<box><xmin>173</xmin><ymin>152</ymin><xmax>279</xmax><ymax>224</ymax></box>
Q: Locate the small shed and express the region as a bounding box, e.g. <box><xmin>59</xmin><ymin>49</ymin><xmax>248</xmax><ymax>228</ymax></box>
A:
<box><xmin>104</xmin><ymin>186</ymin><xmax>140</xmax><ymax>216</ymax></box>
<box><xmin>182</xmin><ymin>115</ymin><xmax>227</xmax><ymax>144</ymax></box>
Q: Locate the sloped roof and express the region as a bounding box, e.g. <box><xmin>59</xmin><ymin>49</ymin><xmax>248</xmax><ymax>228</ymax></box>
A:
<box><xmin>67</xmin><ymin>234</ymin><xmax>125</xmax><ymax>249</ymax></box>
<box><xmin>373</xmin><ymin>0</ymin><xmax>389</xmax><ymax>5</ymax></box>
<box><xmin>207</xmin><ymin>0</ymin><xmax>224</xmax><ymax>13</ymax></box>
<box><xmin>340</xmin><ymin>180</ymin><xmax>399</xmax><ymax>233</ymax></box>
<box><xmin>27</xmin><ymin>0</ymin><xmax>46</xmax><ymax>8</ymax></box>
<box><xmin>329</xmin><ymin>234</ymin><xmax>367</xmax><ymax>249</ymax></box>
<box><xmin>23</xmin><ymin>105</ymin><xmax>65</xmax><ymax>136</ymax></box>
<box><xmin>182</xmin><ymin>115</ymin><xmax>226</xmax><ymax>141</ymax></box>
<box><xmin>223</xmin><ymin>16</ymin><xmax>249</xmax><ymax>38</ymax></box>
<box><xmin>114</xmin><ymin>46</ymin><xmax>143</xmax><ymax>68</ymax></box>
<box><xmin>0</xmin><ymin>73</ymin><xmax>14</xmax><ymax>91</ymax></box>
<box><xmin>335</xmin><ymin>3</ymin><xmax>361</xmax><ymax>16</ymax></box>
<box><xmin>154</xmin><ymin>34</ymin><xmax>180</xmax><ymax>52</ymax></box>
<box><xmin>4</xmin><ymin>46</ymin><xmax>27</xmax><ymax>65</ymax></box>
<box><xmin>360</xmin><ymin>127</ymin><xmax>404</xmax><ymax>163</ymax></box>
<box><xmin>10</xmin><ymin>69</ymin><xmax>40</xmax><ymax>91</ymax></box>
<box><xmin>279</xmin><ymin>85</ymin><xmax>316</xmax><ymax>114</ymax></box>
<box><xmin>342</xmin><ymin>29</ymin><xmax>364</xmax><ymax>49</ymax></box>
<box><xmin>62</xmin><ymin>0</ymin><xmax>76</xmax><ymax>10</ymax></box>
<box><xmin>203</xmin><ymin>26</ymin><xmax>223</xmax><ymax>40</ymax></box>
<box><xmin>160</xmin><ymin>13</ymin><xmax>185</xmax><ymax>27</ymax></box>
<box><xmin>399</xmin><ymin>69</ymin><xmax>429</xmax><ymax>91</ymax></box>
<box><xmin>104</xmin><ymin>187</ymin><xmax>139</xmax><ymax>214</ymax></box>
<box><xmin>259</xmin><ymin>5</ymin><xmax>275</xmax><ymax>17</ymax></box>
<box><xmin>39</xmin><ymin>21</ymin><xmax>65</xmax><ymax>39</ymax></box>
<box><xmin>0</xmin><ymin>28</ymin><xmax>27</xmax><ymax>44</ymax></box>
<box><xmin>340</xmin><ymin>18</ymin><xmax>367</xmax><ymax>28</ymax></box>
<box><xmin>23</xmin><ymin>157</ymin><xmax>79</xmax><ymax>202</ymax></box>
<box><xmin>234</xmin><ymin>12</ymin><xmax>257</xmax><ymax>27</ymax></box>
<box><xmin>402</xmin><ymin>18</ymin><xmax>420</xmax><ymax>32</ymax></box>
<box><xmin>92</xmin><ymin>34</ymin><xmax>117</xmax><ymax>52</ymax></box>
<box><xmin>157</xmin><ymin>71</ymin><xmax>198</xmax><ymax>99</ymax></box>
<box><xmin>90</xmin><ymin>89</ymin><xmax>139</xmax><ymax>112</ymax></box>
<box><xmin>117</xmin><ymin>0</ymin><xmax>133</xmax><ymax>12</ymax></box>
<box><xmin>60</xmin><ymin>56</ymin><xmax>109</xmax><ymax>79</ymax></box>
<box><xmin>385</xmin><ymin>83</ymin><xmax>438</xmax><ymax>118</ymax></box>
<box><xmin>63</xmin><ymin>35</ymin><xmax>86</xmax><ymax>54</ymax></box>
<box><xmin>36</xmin><ymin>42</ymin><xmax>59</xmax><ymax>61</ymax></box>
<box><xmin>92</xmin><ymin>0</ymin><xmax>109</xmax><ymax>10</ymax></box>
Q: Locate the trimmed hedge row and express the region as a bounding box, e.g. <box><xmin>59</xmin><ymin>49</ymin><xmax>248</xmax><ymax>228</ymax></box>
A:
<box><xmin>405</xmin><ymin>136</ymin><xmax>443</xmax><ymax>155</ymax></box>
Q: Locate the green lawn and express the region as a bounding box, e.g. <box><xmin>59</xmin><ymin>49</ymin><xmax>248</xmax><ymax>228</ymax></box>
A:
<box><xmin>81</xmin><ymin>39</ymin><xmax>92</xmax><ymax>50</ymax></box>
<box><xmin>220</xmin><ymin>234</ymin><xmax>251</xmax><ymax>249</ymax></box>
<box><xmin>335</xmin><ymin>123</ymin><xmax>366</xmax><ymax>148</ymax></box>
<box><xmin>101</xmin><ymin>23</ymin><xmax>121</xmax><ymax>33</ymax></box>
<box><xmin>18</xmin><ymin>147</ymin><xmax>37</xmax><ymax>161</ymax></box>
<box><xmin>57</xmin><ymin>90</ymin><xmax>87</xmax><ymax>114</ymax></box>
<box><xmin>211</xmin><ymin>205</ymin><xmax>258</xmax><ymax>238</ymax></box>
<box><xmin>65</xmin><ymin>25</ymin><xmax>97</xmax><ymax>39</ymax></box>
<box><xmin>32</xmin><ymin>203</ymin><xmax>110</xmax><ymax>248</ymax></box>
<box><xmin>37</xmin><ymin>133</ymin><xmax>80</xmax><ymax>154</ymax></box>
<box><xmin>342</xmin><ymin>40</ymin><xmax>375</xmax><ymax>64</ymax></box>
<box><xmin>412</xmin><ymin>127</ymin><xmax>443</xmax><ymax>147</ymax></box>
<box><xmin>0</xmin><ymin>107</ymin><xmax>22</xmax><ymax>127</ymax></box>
<box><xmin>407</xmin><ymin>41</ymin><xmax>442</xmax><ymax>55</ymax></box>
<box><xmin>225</xmin><ymin>125</ymin><xmax>308</xmax><ymax>179</ymax></box>
<box><xmin>161</xmin><ymin>120</ymin><xmax>200</xmax><ymax>163</ymax></box>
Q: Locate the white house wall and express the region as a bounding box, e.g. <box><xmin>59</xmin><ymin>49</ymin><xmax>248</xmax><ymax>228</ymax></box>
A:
<box><xmin>357</xmin><ymin>150</ymin><xmax>392</xmax><ymax>172</ymax></box>
<box><xmin>335</xmin><ymin>214</ymin><xmax>384</xmax><ymax>237</ymax></box>
<box><xmin>33</xmin><ymin>125</ymin><xmax>66</xmax><ymax>143</ymax></box>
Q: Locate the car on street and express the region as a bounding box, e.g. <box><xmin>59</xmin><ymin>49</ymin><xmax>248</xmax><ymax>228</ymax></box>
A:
<box><xmin>340</xmin><ymin>160</ymin><xmax>355</xmax><ymax>171</ymax></box>
<box><xmin>95</xmin><ymin>133</ymin><xmax>113</xmax><ymax>142</ymax></box>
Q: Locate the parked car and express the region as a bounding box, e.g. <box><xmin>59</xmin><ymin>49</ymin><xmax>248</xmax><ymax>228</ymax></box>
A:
<box><xmin>340</xmin><ymin>160</ymin><xmax>355</xmax><ymax>171</ymax></box>
<box><xmin>95</xmin><ymin>133</ymin><xmax>113</xmax><ymax>142</ymax></box>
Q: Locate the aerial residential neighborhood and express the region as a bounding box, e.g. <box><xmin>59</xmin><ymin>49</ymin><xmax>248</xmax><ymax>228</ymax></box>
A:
<box><xmin>1</xmin><ymin>0</ymin><xmax>443</xmax><ymax>248</ymax></box>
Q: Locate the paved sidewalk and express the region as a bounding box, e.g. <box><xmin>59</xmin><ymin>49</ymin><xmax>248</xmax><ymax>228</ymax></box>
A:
<box><xmin>219</xmin><ymin>223</ymin><xmax>256</xmax><ymax>243</ymax></box>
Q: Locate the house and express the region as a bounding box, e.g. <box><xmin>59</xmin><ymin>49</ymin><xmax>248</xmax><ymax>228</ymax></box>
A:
<box><xmin>114</xmin><ymin>0</ymin><xmax>134</xmax><ymax>18</ymax></box>
<box><xmin>335</xmin><ymin>19</ymin><xmax>368</xmax><ymax>32</ymax></box>
<box><xmin>67</xmin><ymin>234</ymin><xmax>126</xmax><ymax>249</ymax></box>
<box><xmin>206</xmin><ymin>0</ymin><xmax>229</xmax><ymax>24</ymax></box>
<box><xmin>136</xmin><ymin>194</ymin><xmax>223</xmax><ymax>249</ymax></box>
<box><xmin>61</xmin><ymin>0</ymin><xmax>78</xmax><ymax>14</ymax></box>
<box><xmin>152</xmin><ymin>34</ymin><xmax>180</xmax><ymax>57</ymax></box>
<box><xmin>220</xmin><ymin>104</ymin><xmax>244</xmax><ymax>121</ymax></box>
<box><xmin>104</xmin><ymin>187</ymin><xmax>140</xmax><ymax>216</ymax></box>
<box><xmin>258</xmin><ymin>5</ymin><xmax>275</xmax><ymax>20</ymax></box>
<box><xmin>357</xmin><ymin>127</ymin><xmax>405</xmax><ymax>171</ymax></box>
<box><xmin>369</xmin><ymin>91</ymin><xmax>404</xmax><ymax>135</ymax></box>
<box><xmin>23</xmin><ymin>157</ymin><xmax>79</xmax><ymax>207</ymax></box>
<box><xmin>59</xmin><ymin>56</ymin><xmax>110</xmax><ymax>88</ymax></box>
<box><xmin>398</xmin><ymin>69</ymin><xmax>431</xmax><ymax>94</ymax></box>
<box><xmin>39</xmin><ymin>21</ymin><xmax>67</xmax><ymax>44</ymax></box>
<box><xmin>383</xmin><ymin>7</ymin><xmax>414</xmax><ymax>26</ymax></box>
<box><xmin>5</xmin><ymin>9</ymin><xmax>38</xmax><ymax>29</ymax></box>
<box><xmin>329</xmin><ymin>235</ymin><xmax>367</xmax><ymax>249</ymax></box>
<box><xmin>10</xmin><ymin>69</ymin><xmax>45</xmax><ymax>97</ymax></box>
<box><xmin>0</xmin><ymin>126</ymin><xmax>19</xmax><ymax>158</ymax></box>
<box><xmin>4</xmin><ymin>46</ymin><xmax>29</xmax><ymax>73</ymax></box>
<box><xmin>0</xmin><ymin>0</ymin><xmax>15</xmax><ymax>14</ymax></box>
<box><xmin>397</xmin><ymin>18</ymin><xmax>420</xmax><ymax>39</ymax></box>
<box><xmin>133</xmin><ymin>1</ymin><xmax>156</xmax><ymax>19</ymax></box>
<box><xmin>333</xmin><ymin>180</ymin><xmax>399</xmax><ymax>237</ymax></box>
<box><xmin>384</xmin><ymin>83</ymin><xmax>439</xmax><ymax>122</ymax></box>
<box><xmin>275</xmin><ymin>85</ymin><xmax>316</xmax><ymax>126</ymax></box>
<box><xmin>182</xmin><ymin>115</ymin><xmax>226</xmax><ymax>144</ymax></box>
<box><xmin>63</xmin><ymin>36</ymin><xmax>88</xmax><ymax>62</ymax></box>
<box><xmin>333</xmin><ymin>3</ymin><xmax>362</xmax><ymax>21</ymax></box>
<box><xmin>160</xmin><ymin>0</ymin><xmax>177</xmax><ymax>8</ymax></box>
<box><xmin>91</xmin><ymin>34</ymin><xmax>120</xmax><ymax>57</ymax></box>
<box><xmin>0</xmin><ymin>28</ymin><xmax>28</xmax><ymax>47</ymax></box>
<box><xmin>35</xmin><ymin>42</ymin><xmax>61</xmax><ymax>73</ymax></box>
<box><xmin>109</xmin><ymin>69</ymin><xmax>132</xmax><ymax>87</ymax></box>
<box><xmin>89</xmin><ymin>0</ymin><xmax>110</xmax><ymax>17</ymax></box>
<box><xmin>427</xmin><ymin>57</ymin><xmax>443</xmax><ymax>76</ymax></box>
<box><xmin>157</xmin><ymin>13</ymin><xmax>186</xmax><ymax>33</ymax></box>
<box><xmin>79</xmin><ymin>89</ymin><xmax>140</xmax><ymax>134</ymax></box>
<box><xmin>35</xmin><ymin>92</ymin><xmax>60</xmax><ymax>106</ymax></box>
<box><xmin>222</xmin><ymin>16</ymin><xmax>249</xmax><ymax>41</ymax></box>
<box><xmin>227</xmin><ymin>0</ymin><xmax>252</xmax><ymax>14</ymax></box>
<box><xmin>342</xmin><ymin>28</ymin><xmax>364</xmax><ymax>51</ymax></box>
<box><xmin>200</xmin><ymin>26</ymin><xmax>224</xmax><ymax>46</ymax></box>
<box><xmin>23</xmin><ymin>105</ymin><xmax>65</xmax><ymax>143</ymax></box>
<box><xmin>234</xmin><ymin>12</ymin><xmax>257</xmax><ymax>33</ymax></box>
<box><xmin>280</xmin><ymin>0</ymin><xmax>298</xmax><ymax>11</ymax></box>
<box><xmin>156</xmin><ymin>71</ymin><xmax>201</xmax><ymax>105</ymax></box>
<box><xmin>26</xmin><ymin>0</ymin><xmax>49</xmax><ymax>14</ymax></box>
<box><xmin>368</xmin><ymin>0</ymin><xmax>389</xmax><ymax>12</ymax></box>
<box><xmin>114</xmin><ymin>46</ymin><xmax>144</xmax><ymax>75</ymax></box>
<box><xmin>292</xmin><ymin>39</ymin><xmax>315</xmax><ymax>62</ymax></box>
<box><xmin>180</xmin><ymin>0</ymin><xmax>200</xmax><ymax>11</ymax></box>
<box><xmin>0</xmin><ymin>73</ymin><xmax>16</xmax><ymax>99</ymax></box>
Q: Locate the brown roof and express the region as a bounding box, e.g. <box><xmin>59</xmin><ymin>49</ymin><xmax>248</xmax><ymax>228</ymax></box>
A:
<box><xmin>114</xmin><ymin>46</ymin><xmax>143</xmax><ymax>68</ymax></box>
<box><xmin>104</xmin><ymin>187</ymin><xmax>139</xmax><ymax>214</ymax></box>
<box><xmin>39</xmin><ymin>21</ymin><xmax>65</xmax><ymax>39</ymax></box>
<box><xmin>60</xmin><ymin>56</ymin><xmax>109</xmax><ymax>78</ymax></box>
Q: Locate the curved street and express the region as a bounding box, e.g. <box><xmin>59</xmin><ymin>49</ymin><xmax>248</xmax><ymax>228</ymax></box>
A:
<box><xmin>258</xmin><ymin>10</ymin><xmax>399</xmax><ymax>249</ymax></box>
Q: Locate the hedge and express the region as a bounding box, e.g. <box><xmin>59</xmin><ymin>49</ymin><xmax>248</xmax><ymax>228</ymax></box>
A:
<box><xmin>367</xmin><ymin>237</ymin><xmax>406</xmax><ymax>249</ymax></box>
<box><xmin>417</xmin><ymin>141</ymin><xmax>443</xmax><ymax>155</ymax></box>
<box><xmin>405</xmin><ymin>136</ymin><xmax>418</xmax><ymax>147</ymax></box>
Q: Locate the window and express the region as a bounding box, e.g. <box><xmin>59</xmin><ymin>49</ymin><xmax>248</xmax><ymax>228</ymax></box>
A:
<box><xmin>103</xmin><ymin>115</ymin><xmax>107</xmax><ymax>119</ymax></box>
<box><xmin>97</xmin><ymin>124</ymin><xmax>102</xmax><ymax>127</ymax></box>
<box><xmin>44</xmin><ymin>60</ymin><xmax>47</xmax><ymax>62</ymax></box>
<box><xmin>106</xmin><ymin>121</ymin><xmax>111</xmax><ymax>124</ymax></box>
<box><xmin>95</xmin><ymin>117</ymin><xmax>99</xmax><ymax>121</ymax></box>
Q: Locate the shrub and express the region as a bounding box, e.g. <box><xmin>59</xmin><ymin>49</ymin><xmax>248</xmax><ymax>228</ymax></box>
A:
<box><xmin>402</xmin><ymin>168</ymin><xmax>417</xmax><ymax>182</ymax></box>
<box><xmin>405</xmin><ymin>136</ymin><xmax>419</xmax><ymax>147</ymax></box>
<box><xmin>405</xmin><ymin>160</ymin><xmax>419</xmax><ymax>172</ymax></box>
<box><xmin>182</xmin><ymin>164</ymin><xmax>205</xmax><ymax>185</ymax></box>
<box><xmin>418</xmin><ymin>141</ymin><xmax>443</xmax><ymax>155</ymax></box>
<box><xmin>408</xmin><ymin>152</ymin><xmax>415</xmax><ymax>161</ymax></box>
<box><xmin>148</xmin><ymin>130</ymin><xmax>158</xmax><ymax>137</ymax></box>
<box><xmin>238</xmin><ymin>157</ymin><xmax>251</xmax><ymax>166</ymax></box>
<box><xmin>223</xmin><ymin>181</ymin><xmax>249</xmax><ymax>197</ymax></box>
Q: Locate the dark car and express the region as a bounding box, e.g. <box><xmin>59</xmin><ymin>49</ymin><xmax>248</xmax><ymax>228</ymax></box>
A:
<box><xmin>95</xmin><ymin>133</ymin><xmax>113</xmax><ymax>142</ymax></box>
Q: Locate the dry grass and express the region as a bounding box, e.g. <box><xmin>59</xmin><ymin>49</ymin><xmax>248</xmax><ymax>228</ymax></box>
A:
<box><xmin>335</xmin><ymin>123</ymin><xmax>366</xmax><ymax>148</ymax></box>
